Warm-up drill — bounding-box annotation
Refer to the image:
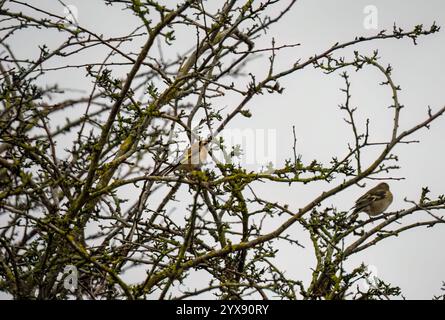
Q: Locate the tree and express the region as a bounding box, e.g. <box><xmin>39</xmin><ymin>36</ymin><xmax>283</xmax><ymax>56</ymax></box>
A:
<box><xmin>0</xmin><ymin>0</ymin><xmax>444</xmax><ymax>300</ymax></box>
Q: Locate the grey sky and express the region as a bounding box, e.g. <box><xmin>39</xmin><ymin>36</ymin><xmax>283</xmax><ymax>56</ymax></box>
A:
<box><xmin>1</xmin><ymin>0</ymin><xmax>444</xmax><ymax>299</ymax></box>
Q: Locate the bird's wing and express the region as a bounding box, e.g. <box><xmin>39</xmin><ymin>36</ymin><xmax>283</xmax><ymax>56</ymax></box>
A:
<box><xmin>352</xmin><ymin>189</ymin><xmax>387</xmax><ymax>211</ymax></box>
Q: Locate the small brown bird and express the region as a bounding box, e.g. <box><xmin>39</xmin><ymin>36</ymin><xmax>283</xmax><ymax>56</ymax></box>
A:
<box><xmin>352</xmin><ymin>182</ymin><xmax>393</xmax><ymax>216</ymax></box>
<box><xmin>160</xmin><ymin>140</ymin><xmax>208</xmax><ymax>175</ymax></box>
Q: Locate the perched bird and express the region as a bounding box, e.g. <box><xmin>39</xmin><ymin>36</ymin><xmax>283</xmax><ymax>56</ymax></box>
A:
<box><xmin>352</xmin><ymin>182</ymin><xmax>393</xmax><ymax>216</ymax></box>
<box><xmin>159</xmin><ymin>140</ymin><xmax>208</xmax><ymax>175</ymax></box>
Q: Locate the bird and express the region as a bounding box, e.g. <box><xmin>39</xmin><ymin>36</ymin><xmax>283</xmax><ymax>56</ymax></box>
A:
<box><xmin>351</xmin><ymin>182</ymin><xmax>393</xmax><ymax>216</ymax></box>
<box><xmin>159</xmin><ymin>140</ymin><xmax>208</xmax><ymax>175</ymax></box>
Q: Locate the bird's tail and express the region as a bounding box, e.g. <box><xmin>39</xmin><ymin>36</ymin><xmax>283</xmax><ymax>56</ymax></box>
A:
<box><xmin>350</xmin><ymin>206</ymin><xmax>360</xmax><ymax>215</ymax></box>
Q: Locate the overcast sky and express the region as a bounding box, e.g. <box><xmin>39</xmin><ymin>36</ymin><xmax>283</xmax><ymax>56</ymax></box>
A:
<box><xmin>1</xmin><ymin>0</ymin><xmax>445</xmax><ymax>299</ymax></box>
